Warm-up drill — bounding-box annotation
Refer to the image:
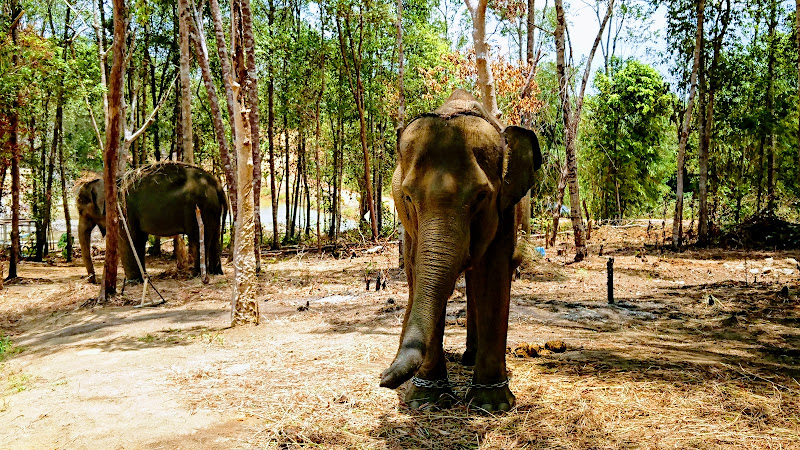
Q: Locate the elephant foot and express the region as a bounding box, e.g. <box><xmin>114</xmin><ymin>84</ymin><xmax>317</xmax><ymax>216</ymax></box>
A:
<box><xmin>466</xmin><ymin>382</ymin><xmax>515</xmax><ymax>413</ymax></box>
<box><xmin>86</xmin><ymin>274</ymin><xmax>97</xmax><ymax>284</ymax></box>
<box><xmin>124</xmin><ymin>277</ymin><xmax>144</xmax><ymax>285</ymax></box>
<box><xmin>461</xmin><ymin>348</ymin><xmax>476</xmax><ymax>366</ymax></box>
<box><xmin>403</xmin><ymin>378</ymin><xmax>455</xmax><ymax>410</ymax></box>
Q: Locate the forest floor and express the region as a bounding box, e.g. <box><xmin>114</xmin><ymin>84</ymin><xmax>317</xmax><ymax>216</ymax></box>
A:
<box><xmin>0</xmin><ymin>222</ymin><xmax>799</xmax><ymax>449</ymax></box>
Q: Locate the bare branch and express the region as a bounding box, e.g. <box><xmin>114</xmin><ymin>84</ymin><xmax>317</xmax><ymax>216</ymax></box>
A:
<box><xmin>126</xmin><ymin>73</ymin><xmax>178</xmax><ymax>144</ymax></box>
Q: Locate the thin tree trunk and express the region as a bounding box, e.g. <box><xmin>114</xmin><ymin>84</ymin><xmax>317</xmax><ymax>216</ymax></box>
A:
<box><xmin>178</xmin><ymin>0</ymin><xmax>194</xmax><ymax>164</ymax></box>
<box><xmin>239</xmin><ymin>0</ymin><xmax>262</xmax><ymax>272</ymax></box>
<box><xmin>58</xmin><ymin>130</ymin><xmax>73</xmax><ymax>262</ymax></box>
<box><xmin>554</xmin><ymin>0</ymin><xmax>611</xmax><ymax>261</ymax></box>
<box><xmin>7</xmin><ymin>2</ymin><xmax>21</xmax><ymax>279</ymax></box>
<box><xmin>699</xmin><ymin>0</ymin><xmax>730</xmax><ymax>242</ymax></box>
<box><xmin>100</xmin><ymin>0</ymin><xmax>127</xmax><ymax>301</ymax></box>
<box><xmin>187</xmin><ymin>1</ymin><xmax>237</xmax><ymax>222</ymax></box>
<box><xmin>336</xmin><ymin>12</ymin><xmax>379</xmax><ymax>241</ymax></box>
<box><xmin>765</xmin><ymin>0</ymin><xmax>777</xmax><ymax>211</ymax></box>
<box><xmin>796</xmin><ymin>0</ymin><xmax>800</xmax><ymax>182</ymax></box>
<box><xmin>465</xmin><ymin>0</ymin><xmax>501</xmax><ymax>119</ymax></box>
<box><xmin>314</xmin><ymin>6</ymin><xmax>325</xmax><ymax>250</ymax></box>
<box><xmin>268</xmin><ymin>0</ymin><xmax>279</xmax><ymax>249</ymax></box>
<box><xmin>672</xmin><ymin>0</ymin><xmax>704</xmax><ymax>249</ymax></box>
<box><xmin>526</xmin><ymin>0</ymin><xmax>535</xmax><ymax>64</ymax></box>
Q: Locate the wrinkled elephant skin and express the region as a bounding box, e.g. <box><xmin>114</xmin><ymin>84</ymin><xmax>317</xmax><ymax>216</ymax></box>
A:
<box><xmin>380</xmin><ymin>90</ymin><xmax>542</xmax><ymax>412</ymax></box>
<box><xmin>76</xmin><ymin>162</ymin><xmax>227</xmax><ymax>283</ymax></box>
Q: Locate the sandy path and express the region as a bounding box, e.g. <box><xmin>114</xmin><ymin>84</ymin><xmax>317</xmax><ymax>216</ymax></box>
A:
<box><xmin>1</xmin><ymin>300</ymin><xmax>255</xmax><ymax>449</ymax></box>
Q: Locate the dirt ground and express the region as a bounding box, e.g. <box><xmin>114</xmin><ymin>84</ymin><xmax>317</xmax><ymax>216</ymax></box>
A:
<box><xmin>1</xmin><ymin>223</ymin><xmax>799</xmax><ymax>449</ymax></box>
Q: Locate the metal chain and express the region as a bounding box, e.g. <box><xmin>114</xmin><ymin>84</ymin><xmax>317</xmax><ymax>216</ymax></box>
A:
<box><xmin>411</xmin><ymin>376</ymin><xmax>510</xmax><ymax>390</ymax></box>
<box><xmin>468</xmin><ymin>379</ymin><xmax>509</xmax><ymax>390</ymax></box>
<box><xmin>411</xmin><ymin>377</ymin><xmax>451</xmax><ymax>389</ymax></box>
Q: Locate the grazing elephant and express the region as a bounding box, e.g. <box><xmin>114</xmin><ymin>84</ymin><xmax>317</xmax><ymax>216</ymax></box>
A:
<box><xmin>76</xmin><ymin>162</ymin><xmax>227</xmax><ymax>283</ymax></box>
<box><xmin>380</xmin><ymin>90</ymin><xmax>542</xmax><ymax>412</ymax></box>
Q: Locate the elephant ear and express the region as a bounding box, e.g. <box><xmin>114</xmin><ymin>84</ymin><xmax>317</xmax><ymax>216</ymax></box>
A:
<box><xmin>499</xmin><ymin>125</ymin><xmax>542</xmax><ymax>212</ymax></box>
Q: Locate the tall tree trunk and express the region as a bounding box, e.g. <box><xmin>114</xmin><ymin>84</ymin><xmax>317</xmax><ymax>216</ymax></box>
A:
<box><xmin>177</xmin><ymin>0</ymin><xmax>194</xmax><ymax>164</ymax></box>
<box><xmin>765</xmin><ymin>0</ymin><xmax>777</xmax><ymax>211</ymax></box>
<box><xmin>230</xmin><ymin>81</ymin><xmax>259</xmax><ymax>326</ymax></box>
<box><xmin>268</xmin><ymin>0</ymin><xmax>279</xmax><ymax>249</ymax></box>
<box><xmin>796</xmin><ymin>0</ymin><xmax>800</xmax><ymax>182</ymax></box>
<box><xmin>526</xmin><ymin>0</ymin><xmax>535</xmax><ymax>64</ymax></box>
<box><xmin>336</xmin><ymin>12</ymin><xmax>379</xmax><ymax>241</ymax></box>
<box><xmin>239</xmin><ymin>0</ymin><xmax>262</xmax><ymax>272</ymax></box>
<box><xmin>58</xmin><ymin>130</ymin><xmax>73</xmax><ymax>262</ymax></box>
<box><xmin>314</xmin><ymin>7</ymin><xmax>326</xmax><ymax>250</ymax></box>
<box><xmin>699</xmin><ymin>0</ymin><xmax>730</xmax><ymax>242</ymax></box>
<box><xmin>7</xmin><ymin>2</ymin><xmax>22</xmax><ymax>279</ymax></box>
<box><xmin>187</xmin><ymin>0</ymin><xmax>237</xmax><ymax>222</ymax></box>
<box><xmin>100</xmin><ymin>0</ymin><xmax>127</xmax><ymax>301</ymax></box>
<box><xmin>283</xmin><ymin>111</ymin><xmax>290</xmax><ymax>242</ymax></box>
<box><xmin>465</xmin><ymin>0</ymin><xmax>501</xmax><ymax>119</ymax></box>
<box><xmin>672</xmin><ymin>0</ymin><xmax>704</xmax><ymax>249</ymax></box>
<box><xmin>697</xmin><ymin>47</ymin><xmax>709</xmax><ymax>241</ymax></box>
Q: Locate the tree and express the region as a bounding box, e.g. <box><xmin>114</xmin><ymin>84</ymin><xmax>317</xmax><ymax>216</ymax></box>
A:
<box><xmin>672</xmin><ymin>0</ymin><xmax>704</xmax><ymax>249</ymax></box>
<box><xmin>553</xmin><ymin>0</ymin><xmax>613</xmax><ymax>261</ymax></box>
<box><xmin>177</xmin><ymin>0</ymin><xmax>193</xmax><ymax>165</ymax></box>
<box><xmin>583</xmin><ymin>59</ymin><xmax>675</xmax><ymax>219</ymax></box>
<box><xmin>335</xmin><ymin>5</ymin><xmax>379</xmax><ymax>241</ymax></box>
<box><xmin>465</xmin><ymin>0</ymin><xmax>501</xmax><ymax>119</ymax></box>
<box><xmin>99</xmin><ymin>0</ymin><xmax>127</xmax><ymax>301</ymax></box>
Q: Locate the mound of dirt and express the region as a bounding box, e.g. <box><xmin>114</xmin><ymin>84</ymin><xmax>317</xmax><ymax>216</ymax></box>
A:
<box><xmin>719</xmin><ymin>212</ymin><xmax>800</xmax><ymax>249</ymax></box>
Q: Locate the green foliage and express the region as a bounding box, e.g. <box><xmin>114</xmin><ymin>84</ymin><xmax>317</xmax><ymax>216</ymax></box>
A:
<box><xmin>0</xmin><ymin>333</ymin><xmax>23</xmax><ymax>361</ymax></box>
<box><xmin>582</xmin><ymin>59</ymin><xmax>676</xmax><ymax>219</ymax></box>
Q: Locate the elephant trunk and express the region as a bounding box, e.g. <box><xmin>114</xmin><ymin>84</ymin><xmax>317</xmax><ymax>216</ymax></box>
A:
<box><xmin>380</xmin><ymin>215</ymin><xmax>468</xmax><ymax>389</ymax></box>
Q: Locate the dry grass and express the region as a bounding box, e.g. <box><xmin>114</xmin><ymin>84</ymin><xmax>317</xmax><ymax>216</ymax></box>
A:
<box><xmin>4</xmin><ymin>225</ymin><xmax>800</xmax><ymax>448</ymax></box>
<box><xmin>166</xmin><ymin>239</ymin><xmax>800</xmax><ymax>448</ymax></box>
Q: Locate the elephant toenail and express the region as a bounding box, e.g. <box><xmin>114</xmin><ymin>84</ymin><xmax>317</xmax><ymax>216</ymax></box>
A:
<box><xmin>499</xmin><ymin>403</ymin><xmax>511</xmax><ymax>411</ymax></box>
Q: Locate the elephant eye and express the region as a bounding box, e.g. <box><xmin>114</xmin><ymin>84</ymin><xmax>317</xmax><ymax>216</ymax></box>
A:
<box><xmin>404</xmin><ymin>195</ymin><xmax>412</xmax><ymax>203</ymax></box>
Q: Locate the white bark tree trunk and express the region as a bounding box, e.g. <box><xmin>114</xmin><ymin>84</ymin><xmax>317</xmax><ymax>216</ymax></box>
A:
<box><xmin>230</xmin><ymin>81</ymin><xmax>259</xmax><ymax>326</ymax></box>
<box><xmin>465</xmin><ymin>0</ymin><xmax>501</xmax><ymax>120</ymax></box>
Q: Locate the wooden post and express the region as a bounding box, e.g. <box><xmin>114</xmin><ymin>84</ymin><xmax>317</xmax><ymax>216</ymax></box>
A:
<box><xmin>195</xmin><ymin>205</ymin><xmax>208</xmax><ymax>284</ymax></box>
<box><xmin>607</xmin><ymin>257</ymin><xmax>614</xmax><ymax>304</ymax></box>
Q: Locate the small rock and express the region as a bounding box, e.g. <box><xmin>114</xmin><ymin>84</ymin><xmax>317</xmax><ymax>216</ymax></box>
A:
<box><xmin>297</xmin><ymin>301</ymin><xmax>310</xmax><ymax>312</ymax></box>
<box><xmin>386</xmin><ymin>298</ymin><xmax>395</xmax><ymax>305</ymax></box>
<box><xmin>779</xmin><ymin>285</ymin><xmax>789</xmax><ymax>298</ymax></box>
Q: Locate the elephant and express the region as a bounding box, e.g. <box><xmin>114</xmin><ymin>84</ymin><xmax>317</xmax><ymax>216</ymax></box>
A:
<box><xmin>76</xmin><ymin>162</ymin><xmax>227</xmax><ymax>283</ymax></box>
<box><xmin>379</xmin><ymin>90</ymin><xmax>542</xmax><ymax>412</ymax></box>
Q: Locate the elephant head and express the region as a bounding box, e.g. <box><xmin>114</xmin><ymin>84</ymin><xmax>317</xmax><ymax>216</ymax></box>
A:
<box><xmin>76</xmin><ymin>178</ymin><xmax>106</xmax><ymax>283</ymax></box>
<box><xmin>380</xmin><ymin>89</ymin><xmax>542</xmax><ymax>389</ymax></box>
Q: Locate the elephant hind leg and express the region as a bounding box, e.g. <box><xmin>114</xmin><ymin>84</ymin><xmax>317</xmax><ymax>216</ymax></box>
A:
<box><xmin>119</xmin><ymin>230</ymin><xmax>145</xmax><ymax>282</ymax></box>
<box><xmin>205</xmin><ymin>212</ymin><xmax>223</xmax><ymax>275</ymax></box>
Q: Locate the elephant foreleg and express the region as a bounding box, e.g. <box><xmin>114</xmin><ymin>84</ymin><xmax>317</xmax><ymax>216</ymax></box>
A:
<box><xmin>78</xmin><ymin>219</ymin><xmax>96</xmax><ymax>284</ymax></box>
<box><xmin>464</xmin><ymin>219</ymin><xmax>516</xmax><ymax>413</ymax></box>
<box><xmin>402</xmin><ymin>309</ymin><xmax>453</xmax><ymax>409</ymax></box>
<box><xmin>462</xmin><ymin>272</ymin><xmax>477</xmax><ymax>366</ymax></box>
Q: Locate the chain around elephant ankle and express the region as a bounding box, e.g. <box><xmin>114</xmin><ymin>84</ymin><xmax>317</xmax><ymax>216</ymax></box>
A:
<box><xmin>411</xmin><ymin>376</ymin><xmax>450</xmax><ymax>389</ymax></box>
<box><xmin>469</xmin><ymin>379</ymin><xmax>509</xmax><ymax>390</ymax></box>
